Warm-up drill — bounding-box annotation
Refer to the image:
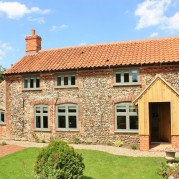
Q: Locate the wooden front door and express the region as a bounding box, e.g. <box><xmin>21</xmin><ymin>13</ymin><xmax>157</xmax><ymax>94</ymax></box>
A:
<box><xmin>150</xmin><ymin>102</ymin><xmax>171</xmax><ymax>142</ymax></box>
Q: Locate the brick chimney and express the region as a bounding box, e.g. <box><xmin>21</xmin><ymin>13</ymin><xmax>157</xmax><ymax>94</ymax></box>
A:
<box><xmin>25</xmin><ymin>29</ymin><xmax>41</xmax><ymax>54</ymax></box>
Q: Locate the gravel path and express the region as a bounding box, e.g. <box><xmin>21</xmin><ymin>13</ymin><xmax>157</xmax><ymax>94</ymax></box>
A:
<box><xmin>1</xmin><ymin>140</ymin><xmax>179</xmax><ymax>158</ymax></box>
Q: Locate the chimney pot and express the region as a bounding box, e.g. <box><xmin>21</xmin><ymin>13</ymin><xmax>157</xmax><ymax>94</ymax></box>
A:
<box><xmin>32</xmin><ymin>29</ymin><xmax>36</xmax><ymax>36</ymax></box>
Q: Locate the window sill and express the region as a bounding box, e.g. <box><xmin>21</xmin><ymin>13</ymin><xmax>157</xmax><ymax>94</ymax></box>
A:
<box><xmin>114</xmin><ymin>130</ymin><xmax>139</xmax><ymax>134</ymax></box>
<box><xmin>22</xmin><ymin>89</ymin><xmax>42</xmax><ymax>92</ymax></box>
<box><xmin>113</xmin><ymin>83</ymin><xmax>142</xmax><ymax>87</ymax></box>
<box><xmin>0</xmin><ymin>123</ymin><xmax>6</xmax><ymax>126</ymax></box>
<box><xmin>54</xmin><ymin>86</ymin><xmax>78</xmax><ymax>89</ymax></box>
<box><xmin>56</xmin><ymin>129</ymin><xmax>79</xmax><ymax>132</ymax></box>
<box><xmin>34</xmin><ymin>129</ymin><xmax>51</xmax><ymax>132</ymax></box>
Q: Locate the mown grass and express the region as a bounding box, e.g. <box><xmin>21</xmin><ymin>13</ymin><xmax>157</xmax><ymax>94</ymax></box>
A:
<box><xmin>0</xmin><ymin>147</ymin><xmax>165</xmax><ymax>179</ymax></box>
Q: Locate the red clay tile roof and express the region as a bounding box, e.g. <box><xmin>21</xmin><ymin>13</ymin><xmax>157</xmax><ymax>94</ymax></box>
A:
<box><xmin>4</xmin><ymin>36</ymin><xmax>179</xmax><ymax>74</ymax></box>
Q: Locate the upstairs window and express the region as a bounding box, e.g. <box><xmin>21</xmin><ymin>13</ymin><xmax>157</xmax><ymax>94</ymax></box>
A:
<box><xmin>115</xmin><ymin>70</ymin><xmax>139</xmax><ymax>85</ymax></box>
<box><xmin>56</xmin><ymin>104</ymin><xmax>78</xmax><ymax>130</ymax></box>
<box><xmin>34</xmin><ymin>105</ymin><xmax>49</xmax><ymax>130</ymax></box>
<box><xmin>0</xmin><ymin>110</ymin><xmax>5</xmax><ymax>124</ymax></box>
<box><xmin>115</xmin><ymin>103</ymin><xmax>138</xmax><ymax>132</ymax></box>
<box><xmin>56</xmin><ymin>74</ymin><xmax>76</xmax><ymax>88</ymax></box>
<box><xmin>23</xmin><ymin>77</ymin><xmax>40</xmax><ymax>89</ymax></box>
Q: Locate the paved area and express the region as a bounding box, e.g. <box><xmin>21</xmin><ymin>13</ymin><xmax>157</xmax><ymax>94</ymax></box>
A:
<box><xmin>0</xmin><ymin>140</ymin><xmax>179</xmax><ymax>158</ymax></box>
<box><xmin>0</xmin><ymin>144</ymin><xmax>25</xmax><ymax>157</ymax></box>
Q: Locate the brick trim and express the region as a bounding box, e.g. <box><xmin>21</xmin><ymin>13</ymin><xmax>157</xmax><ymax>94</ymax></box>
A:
<box><xmin>54</xmin><ymin>98</ymin><xmax>82</xmax><ymax>133</ymax></box>
<box><xmin>139</xmin><ymin>65</ymin><xmax>179</xmax><ymax>74</ymax></box>
<box><xmin>78</xmin><ymin>69</ymin><xmax>112</xmax><ymax>76</ymax></box>
<box><xmin>30</xmin><ymin>100</ymin><xmax>55</xmax><ymax>133</ymax></box>
<box><xmin>110</xmin><ymin>98</ymin><xmax>134</xmax><ymax>135</ymax></box>
<box><xmin>30</xmin><ymin>100</ymin><xmax>55</xmax><ymax>105</ymax></box>
<box><xmin>4</xmin><ymin>81</ymin><xmax>10</xmax><ymax>139</ymax></box>
<box><xmin>171</xmin><ymin>135</ymin><xmax>179</xmax><ymax>149</ymax></box>
<box><xmin>112</xmin><ymin>96</ymin><xmax>134</xmax><ymax>104</ymax></box>
<box><xmin>140</xmin><ymin>135</ymin><xmax>149</xmax><ymax>151</ymax></box>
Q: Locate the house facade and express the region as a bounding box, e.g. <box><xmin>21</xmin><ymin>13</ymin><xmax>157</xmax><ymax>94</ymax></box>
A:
<box><xmin>1</xmin><ymin>30</ymin><xmax>179</xmax><ymax>150</ymax></box>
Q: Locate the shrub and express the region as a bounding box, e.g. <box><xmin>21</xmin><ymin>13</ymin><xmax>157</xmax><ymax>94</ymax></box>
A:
<box><xmin>1</xmin><ymin>141</ymin><xmax>6</xmax><ymax>145</ymax></box>
<box><xmin>131</xmin><ymin>144</ymin><xmax>138</xmax><ymax>150</ymax></box>
<box><xmin>41</xmin><ymin>139</ymin><xmax>46</xmax><ymax>143</ymax></box>
<box><xmin>158</xmin><ymin>162</ymin><xmax>179</xmax><ymax>178</ymax></box>
<box><xmin>73</xmin><ymin>137</ymin><xmax>81</xmax><ymax>144</ymax></box>
<box><xmin>32</xmin><ymin>133</ymin><xmax>40</xmax><ymax>143</ymax></box>
<box><xmin>34</xmin><ymin>140</ymin><xmax>85</xmax><ymax>179</ymax></box>
<box><xmin>114</xmin><ymin>140</ymin><xmax>123</xmax><ymax>147</ymax></box>
<box><xmin>106</xmin><ymin>141</ymin><xmax>112</xmax><ymax>146</ymax></box>
<box><xmin>85</xmin><ymin>141</ymin><xmax>92</xmax><ymax>145</ymax></box>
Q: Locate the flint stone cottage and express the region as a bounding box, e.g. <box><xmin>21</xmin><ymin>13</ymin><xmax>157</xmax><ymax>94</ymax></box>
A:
<box><xmin>1</xmin><ymin>30</ymin><xmax>179</xmax><ymax>151</ymax></box>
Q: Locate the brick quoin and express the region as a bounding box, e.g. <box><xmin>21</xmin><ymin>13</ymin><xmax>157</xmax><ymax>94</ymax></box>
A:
<box><xmin>172</xmin><ymin>135</ymin><xmax>179</xmax><ymax>149</ymax></box>
<box><xmin>140</xmin><ymin>135</ymin><xmax>150</xmax><ymax>151</ymax></box>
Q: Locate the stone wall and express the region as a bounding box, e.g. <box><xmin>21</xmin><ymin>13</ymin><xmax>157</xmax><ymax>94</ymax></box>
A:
<box><xmin>3</xmin><ymin>65</ymin><xmax>179</xmax><ymax>145</ymax></box>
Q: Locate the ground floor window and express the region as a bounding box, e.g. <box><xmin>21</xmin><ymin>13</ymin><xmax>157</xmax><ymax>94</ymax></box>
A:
<box><xmin>34</xmin><ymin>105</ymin><xmax>49</xmax><ymax>130</ymax></box>
<box><xmin>0</xmin><ymin>110</ymin><xmax>5</xmax><ymax>124</ymax></box>
<box><xmin>56</xmin><ymin>104</ymin><xmax>78</xmax><ymax>130</ymax></box>
<box><xmin>115</xmin><ymin>102</ymin><xmax>138</xmax><ymax>132</ymax></box>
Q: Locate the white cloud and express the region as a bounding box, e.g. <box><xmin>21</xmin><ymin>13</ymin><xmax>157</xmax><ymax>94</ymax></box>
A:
<box><xmin>135</xmin><ymin>0</ymin><xmax>171</xmax><ymax>29</ymax></box>
<box><xmin>28</xmin><ymin>17</ymin><xmax>45</xmax><ymax>24</ymax></box>
<box><xmin>50</xmin><ymin>24</ymin><xmax>69</xmax><ymax>31</ymax></box>
<box><xmin>135</xmin><ymin>0</ymin><xmax>179</xmax><ymax>31</ymax></box>
<box><xmin>0</xmin><ymin>1</ymin><xmax>50</xmax><ymax>19</ymax></box>
<box><xmin>150</xmin><ymin>32</ymin><xmax>159</xmax><ymax>37</ymax></box>
<box><xmin>163</xmin><ymin>12</ymin><xmax>179</xmax><ymax>30</ymax></box>
<box><xmin>0</xmin><ymin>42</ymin><xmax>13</xmax><ymax>60</ymax></box>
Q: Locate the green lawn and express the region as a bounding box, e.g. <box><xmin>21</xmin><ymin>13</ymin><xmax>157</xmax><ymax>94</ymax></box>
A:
<box><xmin>0</xmin><ymin>148</ymin><xmax>165</xmax><ymax>179</ymax></box>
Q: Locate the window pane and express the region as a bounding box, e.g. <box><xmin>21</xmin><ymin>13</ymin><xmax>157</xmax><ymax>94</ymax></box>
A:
<box><xmin>1</xmin><ymin>112</ymin><xmax>4</xmax><ymax>122</ymax></box>
<box><xmin>69</xmin><ymin>116</ymin><xmax>77</xmax><ymax>128</ymax></box>
<box><xmin>58</xmin><ymin>116</ymin><xmax>66</xmax><ymax>128</ymax></box>
<box><xmin>124</xmin><ymin>72</ymin><xmax>129</xmax><ymax>83</ymax></box>
<box><xmin>64</xmin><ymin>76</ymin><xmax>68</xmax><ymax>85</ymax></box>
<box><xmin>117</xmin><ymin>116</ymin><xmax>126</xmax><ymax>129</ymax></box>
<box><xmin>71</xmin><ymin>76</ymin><xmax>76</xmax><ymax>85</ymax></box>
<box><xmin>68</xmin><ymin>106</ymin><xmax>76</xmax><ymax>113</ymax></box>
<box><xmin>57</xmin><ymin>77</ymin><xmax>61</xmax><ymax>86</ymax></box>
<box><xmin>43</xmin><ymin>116</ymin><xmax>48</xmax><ymax>128</ymax></box>
<box><xmin>30</xmin><ymin>78</ymin><xmax>34</xmax><ymax>88</ymax></box>
<box><xmin>43</xmin><ymin>107</ymin><xmax>48</xmax><ymax>113</ymax></box>
<box><xmin>36</xmin><ymin>116</ymin><xmax>41</xmax><ymax>128</ymax></box>
<box><xmin>132</xmin><ymin>70</ymin><xmax>138</xmax><ymax>82</ymax></box>
<box><xmin>129</xmin><ymin>106</ymin><xmax>138</xmax><ymax>113</ymax></box>
<box><xmin>130</xmin><ymin>116</ymin><xmax>138</xmax><ymax>129</ymax></box>
<box><xmin>24</xmin><ymin>79</ymin><xmax>28</xmax><ymax>88</ymax></box>
<box><xmin>116</xmin><ymin>106</ymin><xmax>126</xmax><ymax>112</ymax></box>
<box><xmin>58</xmin><ymin>106</ymin><xmax>65</xmax><ymax>113</ymax></box>
<box><xmin>36</xmin><ymin>107</ymin><xmax>41</xmax><ymax>113</ymax></box>
<box><xmin>116</xmin><ymin>73</ymin><xmax>121</xmax><ymax>83</ymax></box>
<box><xmin>36</xmin><ymin>78</ymin><xmax>40</xmax><ymax>88</ymax></box>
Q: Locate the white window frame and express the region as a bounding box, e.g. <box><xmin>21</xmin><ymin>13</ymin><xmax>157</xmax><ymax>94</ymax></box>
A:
<box><xmin>115</xmin><ymin>103</ymin><xmax>138</xmax><ymax>133</ymax></box>
<box><xmin>23</xmin><ymin>77</ymin><xmax>40</xmax><ymax>90</ymax></box>
<box><xmin>56</xmin><ymin>104</ymin><xmax>78</xmax><ymax>131</ymax></box>
<box><xmin>34</xmin><ymin>105</ymin><xmax>49</xmax><ymax>131</ymax></box>
<box><xmin>0</xmin><ymin>110</ymin><xmax>5</xmax><ymax>124</ymax></box>
<box><xmin>114</xmin><ymin>69</ymin><xmax>139</xmax><ymax>85</ymax></box>
<box><xmin>56</xmin><ymin>74</ymin><xmax>76</xmax><ymax>88</ymax></box>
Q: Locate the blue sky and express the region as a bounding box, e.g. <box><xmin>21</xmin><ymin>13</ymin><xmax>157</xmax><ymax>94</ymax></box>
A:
<box><xmin>0</xmin><ymin>0</ymin><xmax>179</xmax><ymax>68</ymax></box>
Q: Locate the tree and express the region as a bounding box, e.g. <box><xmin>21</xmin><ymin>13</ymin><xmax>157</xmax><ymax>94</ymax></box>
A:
<box><xmin>0</xmin><ymin>65</ymin><xmax>5</xmax><ymax>83</ymax></box>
